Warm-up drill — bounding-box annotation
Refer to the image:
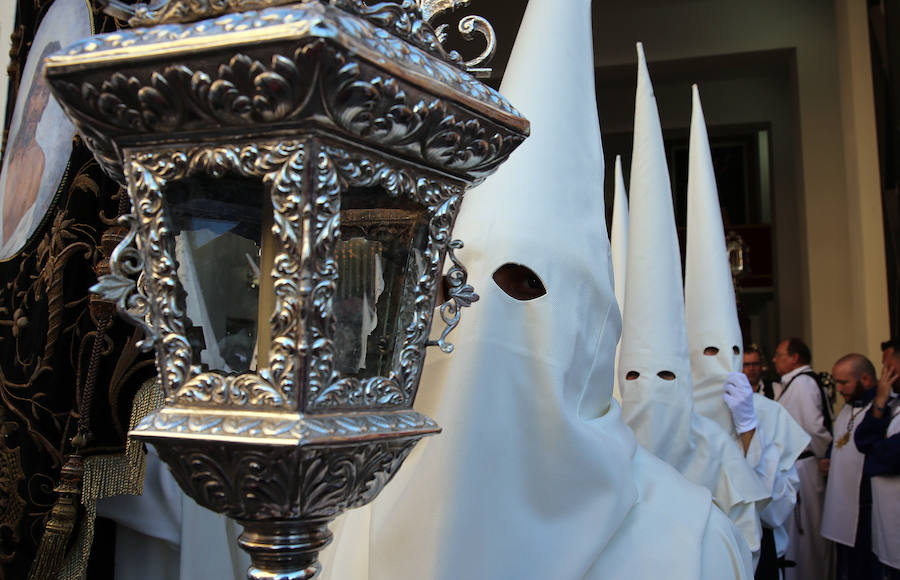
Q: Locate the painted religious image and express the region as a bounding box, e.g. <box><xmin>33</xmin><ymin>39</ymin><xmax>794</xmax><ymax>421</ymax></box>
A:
<box><xmin>0</xmin><ymin>0</ymin><xmax>92</xmax><ymax>259</ymax></box>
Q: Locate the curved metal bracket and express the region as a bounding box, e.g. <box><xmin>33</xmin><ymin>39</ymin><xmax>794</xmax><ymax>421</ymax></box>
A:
<box><xmin>89</xmin><ymin>213</ymin><xmax>157</xmax><ymax>351</ymax></box>
<box><xmin>436</xmin><ymin>14</ymin><xmax>496</xmax><ymax>78</ymax></box>
<box><xmin>427</xmin><ymin>239</ymin><xmax>478</xmax><ymax>353</ymax></box>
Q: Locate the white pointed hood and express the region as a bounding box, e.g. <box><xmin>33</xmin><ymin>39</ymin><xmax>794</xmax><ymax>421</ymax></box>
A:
<box><xmin>685</xmin><ymin>84</ymin><xmax>744</xmax><ymax>432</ymax></box>
<box><xmin>611</xmin><ymin>155</ymin><xmax>629</xmax><ymax>320</ymax></box>
<box><xmin>611</xmin><ymin>155</ymin><xmax>628</xmax><ymax>403</ymax></box>
<box><xmin>685</xmin><ymin>86</ymin><xmax>811</xmax><ymax>538</ymax></box>
<box><xmin>619</xmin><ymin>42</ymin><xmax>693</xmax><ymax>421</ymax></box>
<box><xmin>618</xmin><ymin>44</ymin><xmax>768</xmax><ymax>556</ymax></box>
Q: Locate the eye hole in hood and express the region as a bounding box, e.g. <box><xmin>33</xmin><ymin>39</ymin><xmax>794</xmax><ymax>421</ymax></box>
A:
<box><xmin>703</xmin><ymin>346</ymin><xmax>719</xmax><ymax>356</ymax></box>
<box><xmin>493</xmin><ymin>263</ymin><xmax>547</xmax><ymax>301</ymax></box>
<box><xmin>626</xmin><ymin>370</ymin><xmax>676</xmax><ymax>381</ymax></box>
<box><xmin>732</xmin><ymin>345</ymin><xmax>740</xmax><ymax>355</ymax></box>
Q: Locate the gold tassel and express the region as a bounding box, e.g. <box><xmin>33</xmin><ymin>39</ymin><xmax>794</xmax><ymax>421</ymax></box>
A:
<box><xmin>27</xmin><ymin>454</ymin><xmax>84</xmax><ymax>580</ymax></box>
<box><xmin>57</xmin><ymin>378</ymin><xmax>163</xmax><ymax>580</ymax></box>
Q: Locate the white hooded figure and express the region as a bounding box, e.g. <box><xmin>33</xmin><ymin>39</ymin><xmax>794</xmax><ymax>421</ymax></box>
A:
<box><xmin>320</xmin><ymin>1</ymin><xmax>751</xmax><ymax>578</ymax></box>
<box><xmin>684</xmin><ymin>84</ymin><xmax>809</xmax><ymax>560</ymax></box>
<box><xmin>611</xmin><ymin>155</ymin><xmax>628</xmax><ymax>404</ymax></box>
<box><xmin>617</xmin><ymin>42</ymin><xmax>770</xmax><ymax>560</ymax></box>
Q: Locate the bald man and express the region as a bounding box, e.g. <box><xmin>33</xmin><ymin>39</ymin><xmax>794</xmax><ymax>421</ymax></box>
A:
<box><xmin>821</xmin><ymin>354</ymin><xmax>880</xmax><ymax>580</ymax></box>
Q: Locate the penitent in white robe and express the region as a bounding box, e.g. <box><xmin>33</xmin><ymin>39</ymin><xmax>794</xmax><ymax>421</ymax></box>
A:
<box><xmin>684</xmin><ymin>83</ymin><xmax>809</xmax><ymax>562</ymax></box>
<box><xmin>322</xmin><ymin>0</ymin><xmax>752</xmax><ymax>576</ymax></box>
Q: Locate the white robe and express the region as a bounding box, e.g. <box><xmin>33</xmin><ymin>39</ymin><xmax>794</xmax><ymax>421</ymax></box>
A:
<box><xmin>777</xmin><ymin>366</ymin><xmax>832</xmax><ymax>458</ymax></box>
<box><xmin>322</xmin><ymin>435</ymin><xmax>752</xmax><ymax>580</ymax></box>
<box><xmin>622</xmin><ymin>377</ymin><xmax>768</xmax><ymax>558</ymax></box>
<box><xmin>821</xmin><ymin>399</ymin><xmax>873</xmax><ymax>547</ymax></box>
<box><xmin>751</xmin><ymin>394</ymin><xmax>807</xmax><ymax>557</ymax></box>
<box><xmin>870</xmin><ymin>400</ymin><xmax>900</xmax><ymax>570</ymax></box>
<box><xmin>777</xmin><ymin>365</ymin><xmax>832</xmax><ymax>580</ymax></box>
<box><xmin>690</xmin><ymin>361</ymin><xmax>807</xmax><ymax>560</ymax></box>
<box><xmin>96</xmin><ymin>448</ymin><xmax>250</xmax><ymax>580</ymax></box>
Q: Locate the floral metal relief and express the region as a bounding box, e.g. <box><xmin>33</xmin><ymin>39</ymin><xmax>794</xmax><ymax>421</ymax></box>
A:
<box><xmin>99</xmin><ymin>137</ymin><xmax>464</xmax><ymax>413</ymax></box>
<box><xmin>101</xmin><ymin>0</ymin><xmax>470</xmax><ymax>78</ymax></box>
<box><xmin>45</xmin><ymin>3</ymin><xmax>526</xmax><ymax>186</ymax></box>
<box><xmin>427</xmin><ymin>238</ymin><xmax>477</xmax><ymax>353</ymax></box>
<box><xmin>329</xmin><ymin>0</ymin><xmax>464</xmax><ymax>68</ymax></box>
<box><xmin>95</xmin><ymin>142</ymin><xmax>310</xmax><ymax>409</ymax></box>
<box><xmin>132</xmin><ymin>409</ymin><xmax>438</xmax><ymax>443</ymax></box>
<box><xmin>305</xmin><ymin>144</ymin><xmax>462</xmax><ymax>411</ymax></box>
<box><xmin>154</xmin><ymin>437</ymin><xmax>418</xmax><ymax>521</ymax></box>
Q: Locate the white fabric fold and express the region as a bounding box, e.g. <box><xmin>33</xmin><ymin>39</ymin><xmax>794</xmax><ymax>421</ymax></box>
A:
<box><xmin>611</xmin><ymin>154</ymin><xmax>628</xmax><ymax>404</ymax></box>
<box><xmin>754</xmin><ymin>394</ymin><xmax>809</xmax><ymax>532</ymax></box>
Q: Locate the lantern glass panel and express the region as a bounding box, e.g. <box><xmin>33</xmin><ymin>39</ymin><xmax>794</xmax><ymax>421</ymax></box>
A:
<box><xmin>164</xmin><ymin>176</ymin><xmax>267</xmax><ymax>374</ymax></box>
<box><xmin>333</xmin><ymin>187</ymin><xmax>429</xmax><ymax>378</ymax></box>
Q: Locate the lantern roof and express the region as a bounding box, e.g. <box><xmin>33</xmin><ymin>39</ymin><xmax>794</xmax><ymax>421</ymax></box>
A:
<box><xmin>44</xmin><ymin>0</ymin><xmax>528</xmax><ymax>184</ymax></box>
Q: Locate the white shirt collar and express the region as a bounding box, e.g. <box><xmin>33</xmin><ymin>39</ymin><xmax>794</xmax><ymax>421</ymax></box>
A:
<box><xmin>780</xmin><ymin>364</ymin><xmax>812</xmax><ymax>384</ymax></box>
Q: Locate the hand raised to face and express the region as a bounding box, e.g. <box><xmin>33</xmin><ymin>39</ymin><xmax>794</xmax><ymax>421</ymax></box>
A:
<box><xmin>876</xmin><ymin>363</ymin><xmax>899</xmax><ymax>410</ymax></box>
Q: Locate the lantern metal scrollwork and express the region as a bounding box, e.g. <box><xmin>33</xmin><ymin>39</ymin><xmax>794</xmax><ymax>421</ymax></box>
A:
<box><xmin>44</xmin><ymin>1</ymin><xmax>527</xmax><ymax>578</ymax></box>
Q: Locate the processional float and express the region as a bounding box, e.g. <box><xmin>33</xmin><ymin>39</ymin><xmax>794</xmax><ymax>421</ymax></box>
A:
<box><xmin>43</xmin><ymin>0</ymin><xmax>528</xmax><ymax>577</ymax></box>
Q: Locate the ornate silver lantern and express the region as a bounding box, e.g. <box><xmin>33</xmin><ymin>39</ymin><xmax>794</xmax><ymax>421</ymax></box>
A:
<box><xmin>43</xmin><ymin>1</ymin><xmax>527</xmax><ymax>577</ymax></box>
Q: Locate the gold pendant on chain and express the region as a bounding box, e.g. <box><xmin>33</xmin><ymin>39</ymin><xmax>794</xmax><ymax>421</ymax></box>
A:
<box><xmin>836</xmin><ymin>432</ymin><xmax>851</xmax><ymax>448</ymax></box>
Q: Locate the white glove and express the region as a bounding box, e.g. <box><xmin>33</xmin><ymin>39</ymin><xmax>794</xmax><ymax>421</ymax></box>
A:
<box><xmin>723</xmin><ymin>371</ymin><xmax>759</xmax><ymax>434</ymax></box>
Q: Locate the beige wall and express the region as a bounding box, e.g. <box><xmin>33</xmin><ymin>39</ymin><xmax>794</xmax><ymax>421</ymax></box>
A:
<box><xmin>834</xmin><ymin>0</ymin><xmax>891</xmax><ymax>362</ymax></box>
<box><xmin>589</xmin><ymin>0</ymin><xmax>889</xmax><ymax>369</ymax></box>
